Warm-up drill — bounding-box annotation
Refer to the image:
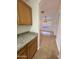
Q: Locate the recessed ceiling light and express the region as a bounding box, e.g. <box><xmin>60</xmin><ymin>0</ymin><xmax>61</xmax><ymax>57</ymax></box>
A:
<box><xmin>41</xmin><ymin>11</ymin><xmax>45</xmax><ymax>13</ymax></box>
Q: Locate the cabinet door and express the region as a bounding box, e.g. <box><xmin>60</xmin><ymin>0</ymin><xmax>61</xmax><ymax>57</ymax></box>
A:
<box><xmin>27</xmin><ymin>37</ymin><xmax>37</xmax><ymax>59</ymax></box>
<box><xmin>18</xmin><ymin>0</ymin><xmax>32</xmax><ymax>25</ymax></box>
<box><xmin>17</xmin><ymin>46</ymin><xmax>27</xmax><ymax>59</ymax></box>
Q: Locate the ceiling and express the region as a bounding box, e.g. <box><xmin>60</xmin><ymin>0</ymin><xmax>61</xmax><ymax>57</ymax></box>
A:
<box><xmin>40</xmin><ymin>0</ymin><xmax>60</xmax><ymax>19</ymax></box>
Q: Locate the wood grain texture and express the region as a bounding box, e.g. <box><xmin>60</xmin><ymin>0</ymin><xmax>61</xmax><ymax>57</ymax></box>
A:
<box><xmin>17</xmin><ymin>45</ymin><xmax>27</xmax><ymax>59</ymax></box>
<box><xmin>27</xmin><ymin>37</ymin><xmax>37</xmax><ymax>59</ymax></box>
<box><xmin>17</xmin><ymin>0</ymin><xmax>32</xmax><ymax>25</ymax></box>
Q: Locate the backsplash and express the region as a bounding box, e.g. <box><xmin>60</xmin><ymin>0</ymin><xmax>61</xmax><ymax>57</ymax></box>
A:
<box><xmin>17</xmin><ymin>25</ymin><xmax>32</xmax><ymax>34</ymax></box>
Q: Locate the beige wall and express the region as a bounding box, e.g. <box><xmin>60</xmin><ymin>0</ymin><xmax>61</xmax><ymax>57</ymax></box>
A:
<box><xmin>56</xmin><ymin>16</ymin><xmax>61</xmax><ymax>53</ymax></box>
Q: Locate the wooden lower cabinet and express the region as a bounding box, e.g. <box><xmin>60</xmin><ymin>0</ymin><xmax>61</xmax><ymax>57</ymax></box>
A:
<box><xmin>17</xmin><ymin>37</ymin><xmax>37</xmax><ymax>59</ymax></box>
<box><xmin>27</xmin><ymin>37</ymin><xmax>37</xmax><ymax>59</ymax></box>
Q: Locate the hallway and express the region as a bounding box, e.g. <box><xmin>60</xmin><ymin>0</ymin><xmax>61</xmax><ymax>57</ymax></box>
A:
<box><xmin>33</xmin><ymin>31</ymin><xmax>59</xmax><ymax>59</ymax></box>
<box><xmin>33</xmin><ymin>0</ymin><xmax>60</xmax><ymax>58</ymax></box>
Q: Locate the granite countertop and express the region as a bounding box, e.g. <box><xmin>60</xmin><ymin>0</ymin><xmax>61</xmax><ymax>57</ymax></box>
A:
<box><xmin>17</xmin><ymin>32</ymin><xmax>38</xmax><ymax>51</ymax></box>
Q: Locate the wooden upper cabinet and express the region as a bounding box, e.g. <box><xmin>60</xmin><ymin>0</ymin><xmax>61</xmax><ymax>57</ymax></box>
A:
<box><xmin>17</xmin><ymin>0</ymin><xmax>32</xmax><ymax>25</ymax></box>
